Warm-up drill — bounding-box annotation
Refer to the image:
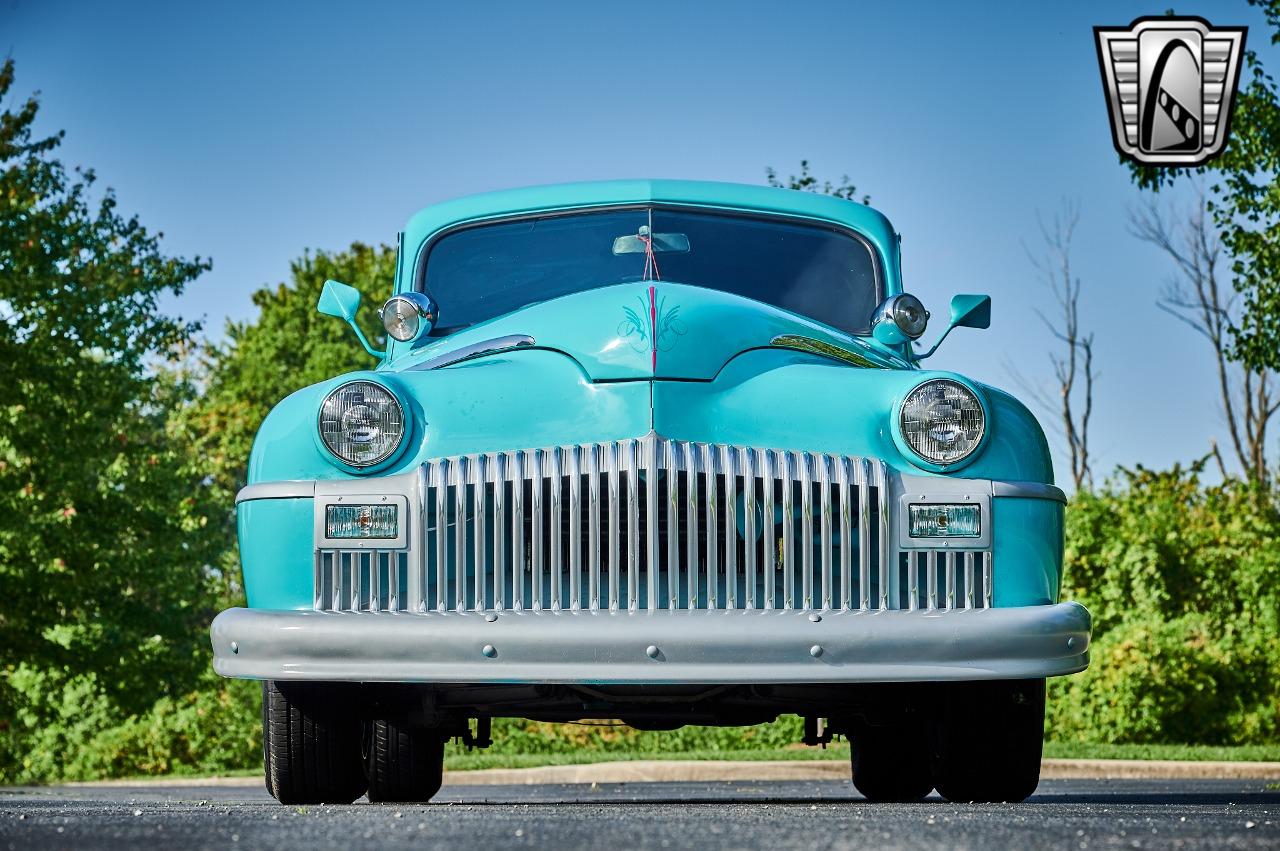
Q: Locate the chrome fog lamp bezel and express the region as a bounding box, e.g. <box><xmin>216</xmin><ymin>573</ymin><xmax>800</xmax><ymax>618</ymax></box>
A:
<box><xmin>380</xmin><ymin>292</ymin><xmax>438</xmax><ymax>343</ymax></box>
<box><xmin>316</xmin><ymin>380</ymin><xmax>408</xmax><ymax>470</ymax></box>
<box><xmin>871</xmin><ymin>294</ymin><xmax>930</xmax><ymax>346</ymax></box>
<box><xmin>895</xmin><ymin>378</ymin><xmax>988</xmax><ymax>470</ymax></box>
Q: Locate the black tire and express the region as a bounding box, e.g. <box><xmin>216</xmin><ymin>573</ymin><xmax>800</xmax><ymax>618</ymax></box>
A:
<box><xmin>933</xmin><ymin>679</ymin><xmax>1045</xmax><ymax>803</ymax></box>
<box><xmin>262</xmin><ymin>681</ymin><xmax>367</xmax><ymax>805</ymax></box>
<box><xmin>364</xmin><ymin>719</ymin><xmax>445</xmax><ymax>803</ymax></box>
<box><xmin>851</xmin><ymin>723</ymin><xmax>934</xmax><ymax>803</ymax></box>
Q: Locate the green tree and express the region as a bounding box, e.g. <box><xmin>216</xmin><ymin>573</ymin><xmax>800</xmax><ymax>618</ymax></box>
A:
<box><xmin>0</xmin><ymin>60</ymin><xmax>224</xmax><ymax>777</ymax></box>
<box><xmin>1047</xmin><ymin>465</ymin><xmax>1280</xmax><ymax>743</ymax></box>
<box><xmin>190</xmin><ymin>244</ymin><xmax>393</xmax><ymax>504</ymax></box>
<box><xmin>1127</xmin><ymin>1</ymin><xmax>1280</xmax><ymax>374</ymax></box>
<box><xmin>765</xmin><ymin>160</ymin><xmax>870</xmax><ymax>205</ymax></box>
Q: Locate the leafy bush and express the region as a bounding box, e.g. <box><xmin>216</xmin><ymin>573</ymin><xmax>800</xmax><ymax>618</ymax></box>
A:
<box><xmin>0</xmin><ymin>666</ymin><xmax>260</xmax><ymax>785</ymax></box>
<box><xmin>1047</xmin><ymin>465</ymin><xmax>1280</xmax><ymax>744</ymax></box>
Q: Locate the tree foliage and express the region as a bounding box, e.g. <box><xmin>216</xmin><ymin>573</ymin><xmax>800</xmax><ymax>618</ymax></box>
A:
<box><xmin>189</xmin><ymin>245</ymin><xmax>392</xmax><ymax>502</ymax></box>
<box><xmin>1047</xmin><ymin>466</ymin><xmax>1280</xmax><ymax>743</ymax></box>
<box><xmin>0</xmin><ymin>59</ymin><xmax>226</xmax><ymax>779</ymax></box>
<box><xmin>765</xmin><ymin>160</ymin><xmax>870</xmax><ymax>205</ymax></box>
<box><xmin>1127</xmin><ymin>0</ymin><xmax>1280</xmax><ymax>373</ymax></box>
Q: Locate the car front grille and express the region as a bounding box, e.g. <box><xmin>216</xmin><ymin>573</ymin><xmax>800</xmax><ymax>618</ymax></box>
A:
<box><xmin>314</xmin><ymin>435</ymin><xmax>993</xmax><ymax>614</ymax></box>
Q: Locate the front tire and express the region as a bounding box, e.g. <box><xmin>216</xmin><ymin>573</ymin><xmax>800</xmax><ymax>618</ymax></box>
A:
<box><xmin>933</xmin><ymin>679</ymin><xmax>1045</xmax><ymax>803</ymax></box>
<box><xmin>850</xmin><ymin>722</ymin><xmax>934</xmax><ymax>802</ymax></box>
<box><xmin>262</xmin><ymin>681</ymin><xmax>367</xmax><ymax>805</ymax></box>
<box><xmin>364</xmin><ymin>719</ymin><xmax>445</xmax><ymax>803</ymax></box>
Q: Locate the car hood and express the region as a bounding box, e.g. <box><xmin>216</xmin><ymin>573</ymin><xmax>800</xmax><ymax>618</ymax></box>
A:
<box><xmin>391</xmin><ymin>282</ymin><xmax>907</xmax><ymax>381</ymax></box>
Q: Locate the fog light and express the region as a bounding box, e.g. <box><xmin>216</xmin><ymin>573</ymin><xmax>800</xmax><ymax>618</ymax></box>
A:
<box><xmin>908</xmin><ymin>503</ymin><xmax>980</xmax><ymax>538</ymax></box>
<box><xmin>325</xmin><ymin>504</ymin><xmax>399</xmax><ymax>539</ymax></box>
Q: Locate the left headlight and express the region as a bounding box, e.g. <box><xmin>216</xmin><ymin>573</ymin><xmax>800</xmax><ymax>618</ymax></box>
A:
<box><xmin>318</xmin><ymin>381</ymin><xmax>405</xmax><ymax>467</ymax></box>
<box><xmin>899</xmin><ymin>379</ymin><xmax>986</xmax><ymax>466</ymax></box>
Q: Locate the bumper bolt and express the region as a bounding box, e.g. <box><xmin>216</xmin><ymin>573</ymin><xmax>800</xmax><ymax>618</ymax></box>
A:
<box><xmin>645</xmin><ymin>645</ymin><xmax>661</xmax><ymax>659</ymax></box>
<box><xmin>809</xmin><ymin>644</ymin><xmax>824</xmax><ymax>658</ymax></box>
<box><xmin>482</xmin><ymin>644</ymin><xmax>497</xmax><ymax>658</ymax></box>
<box><xmin>1067</xmin><ymin>637</ymin><xmax>1076</xmax><ymax>649</ymax></box>
<box><xmin>484</xmin><ymin>613</ymin><xmax>498</xmax><ymax>623</ymax></box>
<box><xmin>230</xmin><ymin>641</ymin><xmax>239</xmax><ymax>654</ymax></box>
<box><xmin>808</xmin><ymin>613</ymin><xmax>822</xmax><ymax>623</ymax></box>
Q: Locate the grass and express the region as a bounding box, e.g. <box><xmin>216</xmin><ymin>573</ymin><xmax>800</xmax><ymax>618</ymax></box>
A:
<box><xmin>443</xmin><ymin>741</ymin><xmax>1280</xmax><ymax>772</ymax></box>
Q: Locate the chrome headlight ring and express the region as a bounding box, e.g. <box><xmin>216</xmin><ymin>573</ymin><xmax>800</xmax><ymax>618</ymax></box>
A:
<box><xmin>317</xmin><ymin>380</ymin><xmax>407</xmax><ymax>469</ymax></box>
<box><xmin>896</xmin><ymin>378</ymin><xmax>987</xmax><ymax>469</ymax></box>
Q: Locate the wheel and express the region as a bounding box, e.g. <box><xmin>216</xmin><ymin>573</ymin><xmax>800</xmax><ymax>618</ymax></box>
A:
<box><xmin>933</xmin><ymin>679</ymin><xmax>1045</xmax><ymax>803</ymax></box>
<box><xmin>851</xmin><ymin>722</ymin><xmax>934</xmax><ymax>802</ymax></box>
<box><xmin>364</xmin><ymin>719</ymin><xmax>445</xmax><ymax>803</ymax></box>
<box><xmin>262</xmin><ymin>681</ymin><xmax>367</xmax><ymax>805</ymax></box>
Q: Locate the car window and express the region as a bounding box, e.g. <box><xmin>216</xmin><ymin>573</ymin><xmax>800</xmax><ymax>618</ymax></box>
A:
<box><xmin>419</xmin><ymin>207</ymin><xmax>880</xmax><ymax>335</ymax></box>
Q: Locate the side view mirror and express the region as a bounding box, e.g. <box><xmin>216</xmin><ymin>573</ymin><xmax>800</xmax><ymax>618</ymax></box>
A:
<box><xmin>317</xmin><ymin>279</ymin><xmax>385</xmax><ymax>360</ymax></box>
<box><xmin>915</xmin><ymin>294</ymin><xmax>992</xmax><ymax>361</ymax></box>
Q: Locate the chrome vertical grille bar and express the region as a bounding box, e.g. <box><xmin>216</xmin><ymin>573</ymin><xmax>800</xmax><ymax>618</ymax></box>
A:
<box><xmin>626</xmin><ymin>439</ymin><xmax>639</xmax><ymax>612</ymax></box>
<box><xmin>511</xmin><ymin>451</ymin><xmax>525</xmax><ymax>611</ymax></box>
<box><xmin>837</xmin><ymin>459</ymin><xmax>851</xmax><ymax>611</ymax></box>
<box><xmin>493</xmin><ymin>453</ymin><xmax>506</xmax><ymax>612</ymax></box>
<box><xmin>722</xmin><ymin>445</ymin><xmax>737</xmax><ymax>610</ymax></box>
<box><xmin>983</xmin><ymin>552</ymin><xmax>993</xmax><ymax>607</ymax></box>
<box><xmin>742</xmin><ymin>447</ymin><xmax>757</xmax><ymax>610</ymax></box>
<box><xmin>686</xmin><ymin>441</ymin><xmax>699</xmax><ymax>609</ymax></box>
<box><xmin>410</xmin><ymin>466</ymin><xmax>426</xmax><ymax>612</ymax></box>
<box><xmin>800</xmin><ymin>452</ymin><xmax>814</xmax><ymax>610</ymax></box>
<box><xmin>645</xmin><ymin>436</ymin><xmax>659</xmax><ymax>611</ymax></box>
<box><xmin>433</xmin><ymin>460</ymin><xmax>447</xmax><ymax>611</ymax></box>
<box><xmin>588</xmin><ymin>444</ymin><xmax>601</xmax><ymax>611</ymax></box>
<box><xmin>530</xmin><ymin>449</ymin><xmax>543</xmax><ymax>611</ymax></box>
<box><xmin>387</xmin><ymin>553</ymin><xmax>397</xmax><ymax>612</ymax></box>
<box><xmin>907</xmin><ymin>552</ymin><xmax>919</xmax><ymax>612</ymax></box>
<box><xmin>876</xmin><ymin>461</ymin><xmax>891</xmax><ymax>610</ymax></box>
<box><xmin>666</xmin><ymin>440</ymin><xmax>680</xmax><ymax>610</ymax></box>
<box><xmin>964</xmin><ymin>551</ymin><xmax>976</xmax><ymax>610</ymax></box>
<box><xmin>453</xmin><ymin>458</ymin><xmax>467</xmax><ymax>611</ymax></box>
<box><xmin>314</xmin><ymin>551</ymin><xmax>323</xmax><ymax>611</ymax></box>
<box><xmin>926</xmin><ymin>550</ymin><xmax>937</xmax><ymax>611</ymax></box>
<box><xmin>857</xmin><ymin>459</ymin><xmax>871</xmax><ymax>611</ymax></box>
<box><xmin>945</xmin><ymin>551</ymin><xmax>956</xmax><ymax>610</ymax></box>
<box><xmin>702</xmin><ymin>443</ymin><xmax>718</xmax><ymax>609</ymax></box>
<box><xmin>349</xmin><ymin>551</ymin><xmax>359</xmax><ymax>612</ymax></box>
<box><xmin>474</xmin><ymin>454</ymin><xmax>487</xmax><ymax>612</ymax></box>
<box><xmin>819</xmin><ymin>454</ymin><xmax>832</xmax><ymax>610</ymax></box>
<box><xmin>607</xmin><ymin>442</ymin><xmax>620</xmax><ymax>611</ymax></box>
<box><xmin>549</xmin><ymin>447</ymin><xmax>562</xmax><ymax>612</ymax></box>
<box><xmin>781</xmin><ymin>452</ymin><xmax>794</xmax><ymax>610</ymax></box>
<box><xmin>761</xmin><ymin>449</ymin><xmax>775</xmax><ymax>610</ymax></box>
<box><xmin>568</xmin><ymin>446</ymin><xmax>582</xmax><ymax>611</ymax></box>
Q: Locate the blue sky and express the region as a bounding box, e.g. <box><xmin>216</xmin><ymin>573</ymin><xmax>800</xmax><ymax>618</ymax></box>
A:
<box><xmin>6</xmin><ymin>0</ymin><xmax>1275</xmax><ymax>486</ymax></box>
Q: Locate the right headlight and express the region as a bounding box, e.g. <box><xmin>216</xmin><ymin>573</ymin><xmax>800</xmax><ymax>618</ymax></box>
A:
<box><xmin>898</xmin><ymin>379</ymin><xmax>986</xmax><ymax>466</ymax></box>
<box><xmin>318</xmin><ymin>381</ymin><xmax>406</xmax><ymax>468</ymax></box>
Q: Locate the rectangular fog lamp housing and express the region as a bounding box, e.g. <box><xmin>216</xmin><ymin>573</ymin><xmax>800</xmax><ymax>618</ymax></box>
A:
<box><xmin>325</xmin><ymin>503</ymin><xmax>399</xmax><ymax>539</ymax></box>
<box><xmin>908</xmin><ymin>503</ymin><xmax>981</xmax><ymax>538</ymax></box>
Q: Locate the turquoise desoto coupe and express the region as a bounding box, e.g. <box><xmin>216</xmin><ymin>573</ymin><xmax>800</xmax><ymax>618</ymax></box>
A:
<box><xmin>211</xmin><ymin>180</ymin><xmax>1091</xmax><ymax>805</ymax></box>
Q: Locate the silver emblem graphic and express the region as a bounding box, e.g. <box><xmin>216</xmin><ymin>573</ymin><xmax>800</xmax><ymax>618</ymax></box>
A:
<box><xmin>1095</xmin><ymin>17</ymin><xmax>1246</xmax><ymax>166</ymax></box>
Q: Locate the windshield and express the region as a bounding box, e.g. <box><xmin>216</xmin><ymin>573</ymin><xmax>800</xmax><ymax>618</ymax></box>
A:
<box><xmin>418</xmin><ymin>207</ymin><xmax>881</xmax><ymax>336</ymax></box>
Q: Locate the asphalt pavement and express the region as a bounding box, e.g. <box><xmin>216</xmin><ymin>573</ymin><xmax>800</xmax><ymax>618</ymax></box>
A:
<box><xmin>2</xmin><ymin>778</ymin><xmax>1277</xmax><ymax>850</ymax></box>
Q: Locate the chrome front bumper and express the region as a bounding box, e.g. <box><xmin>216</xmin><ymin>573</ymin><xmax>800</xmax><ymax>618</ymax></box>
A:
<box><xmin>211</xmin><ymin>601</ymin><xmax>1090</xmax><ymax>684</ymax></box>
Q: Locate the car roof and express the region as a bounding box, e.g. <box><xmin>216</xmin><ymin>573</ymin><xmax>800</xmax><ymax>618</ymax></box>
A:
<box><xmin>397</xmin><ymin>179</ymin><xmax>902</xmax><ymax>295</ymax></box>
